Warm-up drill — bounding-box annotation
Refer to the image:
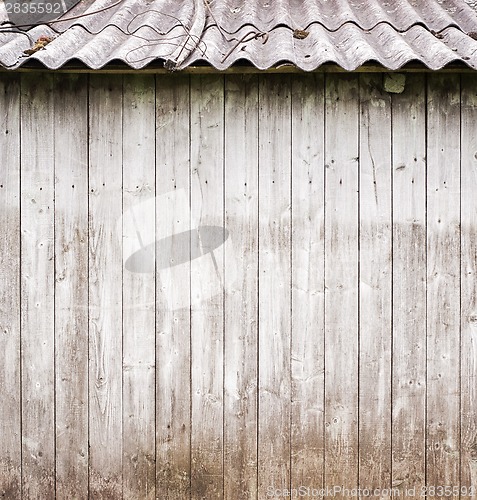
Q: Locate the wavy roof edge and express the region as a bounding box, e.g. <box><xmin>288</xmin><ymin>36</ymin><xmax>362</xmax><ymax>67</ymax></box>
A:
<box><xmin>1</xmin><ymin>0</ymin><xmax>477</xmax><ymax>71</ymax></box>
<box><xmin>7</xmin><ymin>58</ymin><xmax>477</xmax><ymax>73</ymax></box>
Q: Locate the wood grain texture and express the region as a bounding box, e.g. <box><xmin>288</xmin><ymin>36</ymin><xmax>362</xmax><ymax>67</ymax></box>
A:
<box><xmin>324</xmin><ymin>74</ymin><xmax>359</xmax><ymax>493</ymax></box>
<box><xmin>426</xmin><ymin>74</ymin><xmax>461</xmax><ymax>488</ymax></box>
<box><xmin>20</xmin><ymin>73</ymin><xmax>56</xmax><ymax>499</ymax></box>
<box><xmin>54</xmin><ymin>74</ymin><xmax>89</xmax><ymax>499</ymax></box>
<box><xmin>155</xmin><ymin>75</ymin><xmax>192</xmax><ymax>499</ymax></box>
<box><xmin>224</xmin><ymin>74</ymin><xmax>259</xmax><ymax>500</ymax></box>
<box><xmin>257</xmin><ymin>74</ymin><xmax>292</xmax><ymax>495</ymax></box>
<box><xmin>1</xmin><ymin>71</ymin><xmax>476</xmax><ymax>498</ymax></box>
<box><xmin>461</xmin><ymin>74</ymin><xmax>477</xmax><ymax>498</ymax></box>
<box><xmin>358</xmin><ymin>73</ymin><xmax>392</xmax><ymax>494</ymax></box>
<box><xmin>122</xmin><ymin>74</ymin><xmax>156</xmax><ymax>500</ymax></box>
<box><xmin>0</xmin><ymin>74</ymin><xmax>21</xmax><ymax>499</ymax></box>
<box><xmin>290</xmin><ymin>74</ymin><xmax>325</xmax><ymax>490</ymax></box>
<box><xmin>391</xmin><ymin>74</ymin><xmax>427</xmax><ymax>496</ymax></box>
<box><xmin>190</xmin><ymin>75</ymin><xmax>225</xmax><ymax>500</ymax></box>
<box><xmin>88</xmin><ymin>74</ymin><xmax>123</xmax><ymax>499</ymax></box>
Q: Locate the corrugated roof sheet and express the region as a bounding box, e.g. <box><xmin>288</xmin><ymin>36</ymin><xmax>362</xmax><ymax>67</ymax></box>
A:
<box><xmin>1</xmin><ymin>0</ymin><xmax>477</xmax><ymax>70</ymax></box>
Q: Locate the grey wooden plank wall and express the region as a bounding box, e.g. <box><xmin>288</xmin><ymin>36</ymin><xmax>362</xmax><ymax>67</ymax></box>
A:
<box><xmin>0</xmin><ymin>72</ymin><xmax>476</xmax><ymax>500</ymax></box>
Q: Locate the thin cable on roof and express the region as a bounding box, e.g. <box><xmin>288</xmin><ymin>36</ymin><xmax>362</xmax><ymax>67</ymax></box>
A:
<box><xmin>1</xmin><ymin>0</ymin><xmax>477</xmax><ymax>70</ymax></box>
<box><xmin>164</xmin><ymin>0</ymin><xmax>206</xmax><ymax>70</ymax></box>
<box><xmin>221</xmin><ymin>30</ymin><xmax>268</xmax><ymax>63</ymax></box>
<box><xmin>122</xmin><ymin>10</ymin><xmax>207</xmax><ymax>66</ymax></box>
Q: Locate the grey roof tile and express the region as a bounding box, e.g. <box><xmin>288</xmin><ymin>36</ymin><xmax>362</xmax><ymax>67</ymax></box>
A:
<box><xmin>1</xmin><ymin>0</ymin><xmax>477</xmax><ymax>70</ymax></box>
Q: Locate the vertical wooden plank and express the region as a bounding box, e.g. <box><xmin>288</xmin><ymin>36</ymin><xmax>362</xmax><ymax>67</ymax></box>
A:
<box><xmin>324</xmin><ymin>74</ymin><xmax>359</xmax><ymax>492</ymax></box>
<box><xmin>0</xmin><ymin>75</ymin><xmax>21</xmax><ymax>498</ymax></box>
<box><xmin>20</xmin><ymin>73</ymin><xmax>56</xmax><ymax>498</ymax></box>
<box><xmin>426</xmin><ymin>74</ymin><xmax>461</xmax><ymax>489</ymax></box>
<box><xmin>290</xmin><ymin>74</ymin><xmax>325</xmax><ymax>489</ymax></box>
<box><xmin>224</xmin><ymin>74</ymin><xmax>259</xmax><ymax>499</ymax></box>
<box><xmin>155</xmin><ymin>75</ymin><xmax>191</xmax><ymax>499</ymax></box>
<box><xmin>257</xmin><ymin>74</ymin><xmax>292</xmax><ymax>495</ymax></box>
<box><xmin>358</xmin><ymin>74</ymin><xmax>392</xmax><ymax>493</ymax></box>
<box><xmin>392</xmin><ymin>74</ymin><xmax>427</xmax><ymax>496</ymax></box>
<box><xmin>190</xmin><ymin>74</ymin><xmax>224</xmax><ymax>500</ymax></box>
<box><xmin>88</xmin><ymin>74</ymin><xmax>123</xmax><ymax>498</ymax></box>
<box><xmin>54</xmin><ymin>74</ymin><xmax>89</xmax><ymax>499</ymax></box>
<box><xmin>461</xmin><ymin>74</ymin><xmax>477</xmax><ymax>497</ymax></box>
<box><xmin>122</xmin><ymin>74</ymin><xmax>156</xmax><ymax>500</ymax></box>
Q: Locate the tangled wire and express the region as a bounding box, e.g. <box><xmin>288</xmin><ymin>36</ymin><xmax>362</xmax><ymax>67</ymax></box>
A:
<box><xmin>0</xmin><ymin>0</ymin><xmax>271</xmax><ymax>68</ymax></box>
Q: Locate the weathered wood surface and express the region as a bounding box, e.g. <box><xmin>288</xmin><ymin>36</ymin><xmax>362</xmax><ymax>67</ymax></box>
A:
<box><xmin>290</xmin><ymin>74</ymin><xmax>325</xmax><ymax>490</ymax></box>
<box><xmin>88</xmin><ymin>75</ymin><xmax>123</xmax><ymax>498</ymax></box>
<box><xmin>54</xmin><ymin>74</ymin><xmax>89</xmax><ymax>499</ymax></box>
<box><xmin>0</xmin><ymin>75</ymin><xmax>21</xmax><ymax>499</ymax></box>
<box><xmin>461</xmin><ymin>75</ymin><xmax>477</xmax><ymax>498</ymax></box>
<box><xmin>391</xmin><ymin>74</ymin><xmax>427</xmax><ymax>496</ymax></box>
<box><xmin>122</xmin><ymin>74</ymin><xmax>156</xmax><ymax>499</ymax></box>
<box><xmin>258</xmin><ymin>74</ymin><xmax>292</xmax><ymax>495</ymax></box>
<box><xmin>224</xmin><ymin>74</ymin><xmax>259</xmax><ymax>499</ymax></box>
<box><xmin>190</xmin><ymin>75</ymin><xmax>225</xmax><ymax>499</ymax></box>
<box><xmin>20</xmin><ymin>74</ymin><xmax>56</xmax><ymax>499</ymax></box>
<box><xmin>358</xmin><ymin>73</ymin><xmax>392</xmax><ymax>495</ymax></box>
<box><xmin>0</xmin><ymin>72</ymin><xmax>475</xmax><ymax>499</ymax></box>
<box><xmin>324</xmin><ymin>74</ymin><xmax>359</xmax><ymax>494</ymax></box>
<box><xmin>426</xmin><ymin>74</ymin><xmax>461</xmax><ymax>489</ymax></box>
<box><xmin>155</xmin><ymin>75</ymin><xmax>192</xmax><ymax>499</ymax></box>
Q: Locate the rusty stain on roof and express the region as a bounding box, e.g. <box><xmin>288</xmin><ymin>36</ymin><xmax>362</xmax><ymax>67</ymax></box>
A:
<box><xmin>1</xmin><ymin>0</ymin><xmax>477</xmax><ymax>70</ymax></box>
